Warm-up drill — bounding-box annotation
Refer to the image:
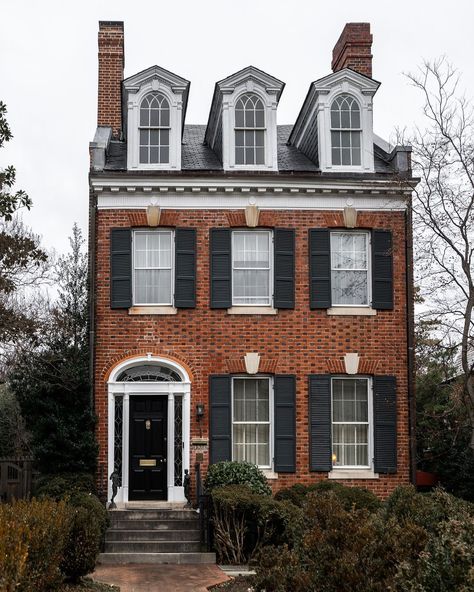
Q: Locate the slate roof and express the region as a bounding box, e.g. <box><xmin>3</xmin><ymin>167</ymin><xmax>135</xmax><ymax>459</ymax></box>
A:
<box><xmin>104</xmin><ymin>124</ymin><xmax>394</xmax><ymax>174</ymax></box>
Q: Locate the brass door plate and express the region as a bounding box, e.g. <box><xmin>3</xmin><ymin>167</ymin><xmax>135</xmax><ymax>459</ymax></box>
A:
<box><xmin>139</xmin><ymin>459</ymin><xmax>157</xmax><ymax>467</ymax></box>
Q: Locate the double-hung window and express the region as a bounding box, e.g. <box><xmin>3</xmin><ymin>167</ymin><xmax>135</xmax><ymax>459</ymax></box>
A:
<box><xmin>133</xmin><ymin>230</ymin><xmax>173</xmax><ymax>305</ymax></box>
<box><xmin>232</xmin><ymin>230</ymin><xmax>272</xmax><ymax>306</ymax></box>
<box><xmin>330</xmin><ymin>94</ymin><xmax>361</xmax><ymax>167</ymax></box>
<box><xmin>331</xmin><ymin>231</ymin><xmax>369</xmax><ymax>306</ymax></box>
<box><xmin>234</xmin><ymin>94</ymin><xmax>265</xmax><ymax>165</ymax></box>
<box><xmin>139</xmin><ymin>93</ymin><xmax>170</xmax><ymax>165</ymax></box>
<box><xmin>332</xmin><ymin>377</ymin><xmax>371</xmax><ymax>468</ymax></box>
<box><xmin>232</xmin><ymin>377</ymin><xmax>271</xmax><ymax>468</ymax></box>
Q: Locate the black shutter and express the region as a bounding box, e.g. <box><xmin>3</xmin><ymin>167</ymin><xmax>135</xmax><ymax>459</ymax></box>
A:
<box><xmin>210</xmin><ymin>229</ymin><xmax>231</xmax><ymax>308</ymax></box>
<box><xmin>110</xmin><ymin>228</ymin><xmax>132</xmax><ymax>309</ymax></box>
<box><xmin>274</xmin><ymin>375</ymin><xmax>296</xmax><ymax>472</ymax></box>
<box><xmin>309</xmin><ymin>375</ymin><xmax>332</xmax><ymax>471</ymax></box>
<box><xmin>209</xmin><ymin>375</ymin><xmax>232</xmax><ymax>464</ymax></box>
<box><xmin>274</xmin><ymin>229</ymin><xmax>295</xmax><ymax>309</ymax></box>
<box><xmin>374</xmin><ymin>375</ymin><xmax>397</xmax><ymax>473</ymax></box>
<box><xmin>372</xmin><ymin>230</ymin><xmax>393</xmax><ymax>310</ymax></box>
<box><xmin>309</xmin><ymin>229</ymin><xmax>331</xmax><ymax>309</ymax></box>
<box><xmin>175</xmin><ymin>228</ymin><xmax>196</xmax><ymax>308</ymax></box>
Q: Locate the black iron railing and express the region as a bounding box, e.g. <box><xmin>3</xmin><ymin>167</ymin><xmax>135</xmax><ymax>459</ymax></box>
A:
<box><xmin>195</xmin><ymin>462</ymin><xmax>212</xmax><ymax>551</ymax></box>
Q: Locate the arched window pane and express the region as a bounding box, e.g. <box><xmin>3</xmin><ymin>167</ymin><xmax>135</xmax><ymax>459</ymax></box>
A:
<box><xmin>139</xmin><ymin>93</ymin><xmax>170</xmax><ymax>164</ymax></box>
<box><xmin>330</xmin><ymin>94</ymin><xmax>361</xmax><ymax>166</ymax></box>
<box><xmin>117</xmin><ymin>364</ymin><xmax>182</xmax><ymax>382</ymax></box>
<box><xmin>234</xmin><ymin>94</ymin><xmax>265</xmax><ymax>165</ymax></box>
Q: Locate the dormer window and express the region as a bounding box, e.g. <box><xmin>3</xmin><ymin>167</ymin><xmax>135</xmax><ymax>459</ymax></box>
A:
<box><xmin>235</xmin><ymin>94</ymin><xmax>265</xmax><ymax>165</ymax></box>
<box><xmin>123</xmin><ymin>65</ymin><xmax>190</xmax><ymax>171</ymax></box>
<box><xmin>330</xmin><ymin>94</ymin><xmax>361</xmax><ymax>167</ymax></box>
<box><xmin>139</xmin><ymin>93</ymin><xmax>170</xmax><ymax>165</ymax></box>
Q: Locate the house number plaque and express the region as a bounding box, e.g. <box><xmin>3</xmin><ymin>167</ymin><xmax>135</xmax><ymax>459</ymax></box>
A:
<box><xmin>139</xmin><ymin>459</ymin><xmax>156</xmax><ymax>467</ymax></box>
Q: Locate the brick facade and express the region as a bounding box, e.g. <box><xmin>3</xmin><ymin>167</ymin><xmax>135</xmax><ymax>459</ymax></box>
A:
<box><xmin>92</xmin><ymin>207</ymin><xmax>411</xmax><ymax>499</ymax></box>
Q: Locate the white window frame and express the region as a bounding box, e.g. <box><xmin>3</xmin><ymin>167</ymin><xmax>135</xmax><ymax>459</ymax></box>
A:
<box><xmin>331</xmin><ymin>376</ymin><xmax>373</xmax><ymax>470</ymax></box>
<box><xmin>330</xmin><ymin>94</ymin><xmax>362</xmax><ymax>168</ymax></box>
<box><xmin>231</xmin><ymin>375</ymin><xmax>273</xmax><ymax>470</ymax></box>
<box><xmin>231</xmin><ymin>230</ymin><xmax>273</xmax><ymax>307</ymax></box>
<box><xmin>132</xmin><ymin>229</ymin><xmax>175</xmax><ymax>306</ymax></box>
<box><xmin>234</xmin><ymin>94</ymin><xmax>266</xmax><ymax>166</ymax></box>
<box><xmin>138</xmin><ymin>92</ymin><xmax>171</xmax><ymax>166</ymax></box>
<box><xmin>330</xmin><ymin>230</ymin><xmax>371</xmax><ymax>307</ymax></box>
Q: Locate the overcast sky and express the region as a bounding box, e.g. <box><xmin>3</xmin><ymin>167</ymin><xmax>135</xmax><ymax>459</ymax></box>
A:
<box><xmin>1</xmin><ymin>0</ymin><xmax>473</xmax><ymax>255</ymax></box>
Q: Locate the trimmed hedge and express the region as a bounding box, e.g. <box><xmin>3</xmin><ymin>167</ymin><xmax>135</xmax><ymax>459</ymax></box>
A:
<box><xmin>0</xmin><ymin>498</ymin><xmax>69</xmax><ymax>592</ymax></box>
<box><xmin>205</xmin><ymin>461</ymin><xmax>271</xmax><ymax>495</ymax></box>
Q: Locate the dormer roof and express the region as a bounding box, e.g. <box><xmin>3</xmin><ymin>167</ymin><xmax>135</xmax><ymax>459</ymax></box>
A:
<box><xmin>204</xmin><ymin>65</ymin><xmax>285</xmax><ymax>148</ymax></box>
<box><xmin>289</xmin><ymin>67</ymin><xmax>380</xmax><ymax>147</ymax></box>
<box><xmin>122</xmin><ymin>65</ymin><xmax>190</xmax><ymax>137</ymax></box>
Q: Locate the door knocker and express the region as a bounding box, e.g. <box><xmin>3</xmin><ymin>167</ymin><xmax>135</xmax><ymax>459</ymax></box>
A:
<box><xmin>145</xmin><ymin>419</ymin><xmax>151</xmax><ymax>430</ymax></box>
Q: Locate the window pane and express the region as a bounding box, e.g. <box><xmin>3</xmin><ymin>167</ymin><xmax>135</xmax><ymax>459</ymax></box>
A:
<box><xmin>140</xmin><ymin>129</ymin><xmax>149</xmax><ymax>146</ymax></box>
<box><xmin>160</xmin><ymin>129</ymin><xmax>170</xmax><ymax>146</ymax></box>
<box><xmin>233</xmin><ymin>270</ymin><xmax>270</xmax><ymax>304</ymax></box>
<box><xmin>235</xmin><ymin>147</ymin><xmax>244</xmax><ymax>164</ymax></box>
<box><xmin>245</xmin><ymin>148</ymin><xmax>254</xmax><ymax>164</ymax></box>
<box><xmin>341</xmin><ymin>131</ymin><xmax>351</xmax><ymax>148</ymax></box>
<box><xmin>235</xmin><ymin>109</ymin><xmax>245</xmax><ymax>127</ymax></box>
<box><xmin>140</xmin><ymin>108</ymin><xmax>149</xmax><ymax>127</ymax></box>
<box><xmin>331</xmin><ymin>109</ymin><xmax>340</xmax><ymax>128</ymax></box>
<box><xmin>352</xmin><ymin>147</ymin><xmax>361</xmax><ymax>166</ymax></box>
<box><xmin>351</xmin><ymin>109</ymin><xmax>360</xmax><ymax>128</ymax></box>
<box><xmin>139</xmin><ymin>147</ymin><xmax>148</xmax><ymax>164</ymax></box>
<box><xmin>332</xmin><ymin>147</ymin><xmax>341</xmax><ymax>165</ymax></box>
<box><xmin>235</xmin><ymin>130</ymin><xmax>244</xmax><ymax>147</ymax></box>
<box><xmin>255</xmin><ymin>130</ymin><xmax>265</xmax><ymax>147</ymax></box>
<box><xmin>245</xmin><ymin>130</ymin><xmax>254</xmax><ymax>146</ymax></box>
<box><xmin>341</xmin><ymin>108</ymin><xmax>350</xmax><ymax>128</ymax></box>
<box><xmin>233</xmin><ymin>379</ymin><xmax>269</xmax><ymax>422</ymax></box>
<box><xmin>135</xmin><ymin>269</ymin><xmax>171</xmax><ymax>304</ymax></box>
<box><xmin>331</xmin><ymin>130</ymin><xmax>341</xmax><ymax>148</ymax></box>
<box><xmin>352</xmin><ymin>131</ymin><xmax>361</xmax><ymax>148</ymax></box>
<box><xmin>149</xmin><ymin>147</ymin><xmax>159</xmax><ymax>163</ymax></box>
<box><xmin>256</xmin><ymin>148</ymin><xmax>265</xmax><ymax>164</ymax></box>
<box><xmin>150</xmin><ymin>130</ymin><xmax>159</xmax><ymax>146</ymax></box>
<box><xmin>245</xmin><ymin>109</ymin><xmax>255</xmax><ymax>128</ymax></box>
<box><xmin>341</xmin><ymin>148</ymin><xmax>351</xmax><ymax>165</ymax></box>
<box><xmin>150</xmin><ymin>107</ymin><xmax>160</xmax><ymax>127</ymax></box>
<box><xmin>160</xmin><ymin>108</ymin><xmax>170</xmax><ymax>127</ymax></box>
<box><xmin>331</xmin><ymin>270</ymin><xmax>368</xmax><ymax>305</ymax></box>
<box><xmin>255</xmin><ymin>109</ymin><xmax>265</xmax><ymax>128</ymax></box>
<box><xmin>160</xmin><ymin>147</ymin><xmax>169</xmax><ymax>163</ymax></box>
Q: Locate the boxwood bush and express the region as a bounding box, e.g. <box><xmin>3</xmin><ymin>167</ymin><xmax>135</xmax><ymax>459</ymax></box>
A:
<box><xmin>205</xmin><ymin>461</ymin><xmax>272</xmax><ymax>495</ymax></box>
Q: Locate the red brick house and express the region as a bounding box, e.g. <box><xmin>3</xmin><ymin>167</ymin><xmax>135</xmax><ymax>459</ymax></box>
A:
<box><xmin>89</xmin><ymin>21</ymin><xmax>416</xmax><ymax>508</ymax></box>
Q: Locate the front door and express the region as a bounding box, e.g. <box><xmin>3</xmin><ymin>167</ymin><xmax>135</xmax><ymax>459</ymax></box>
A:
<box><xmin>129</xmin><ymin>396</ymin><xmax>168</xmax><ymax>500</ymax></box>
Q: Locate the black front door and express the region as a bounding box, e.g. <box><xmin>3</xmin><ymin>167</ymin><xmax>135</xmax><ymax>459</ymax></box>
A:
<box><xmin>129</xmin><ymin>396</ymin><xmax>168</xmax><ymax>500</ymax></box>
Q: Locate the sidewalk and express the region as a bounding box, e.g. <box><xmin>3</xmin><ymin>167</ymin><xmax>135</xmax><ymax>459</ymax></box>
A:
<box><xmin>93</xmin><ymin>564</ymin><xmax>229</xmax><ymax>592</ymax></box>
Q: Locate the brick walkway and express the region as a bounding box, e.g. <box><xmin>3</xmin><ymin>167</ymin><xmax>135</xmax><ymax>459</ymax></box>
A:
<box><xmin>93</xmin><ymin>564</ymin><xmax>229</xmax><ymax>592</ymax></box>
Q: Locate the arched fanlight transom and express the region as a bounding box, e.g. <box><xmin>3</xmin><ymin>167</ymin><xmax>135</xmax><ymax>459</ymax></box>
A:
<box><xmin>116</xmin><ymin>364</ymin><xmax>182</xmax><ymax>382</ymax></box>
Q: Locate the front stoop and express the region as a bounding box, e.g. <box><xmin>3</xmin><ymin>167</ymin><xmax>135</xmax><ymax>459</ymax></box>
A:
<box><xmin>99</xmin><ymin>508</ymin><xmax>215</xmax><ymax>565</ymax></box>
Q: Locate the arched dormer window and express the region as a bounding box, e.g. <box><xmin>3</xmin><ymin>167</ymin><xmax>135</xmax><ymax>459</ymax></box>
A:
<box><xmin>234</xmin><ymin>94</ymin><xmax>265</xmax><ymax>165</ymax></box>
<box><xmin>139</xmin><ymin>93</ymin><xmax>170</xmax><ymax>165</ymax></box>
<box><xmin>330</xmin><ymin>94</ymin><xmax>361</xmax><ymax>166</ymax></box>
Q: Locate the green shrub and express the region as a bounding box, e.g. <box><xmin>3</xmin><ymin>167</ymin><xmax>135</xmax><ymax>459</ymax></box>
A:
<box><xmin>0</xmin><ymin>498</ymin><xmax>69</xmax><ymax>592</ymax></box>
<box><xmin>275</xmin><ymin>480</ymin><xmax>381</xmax><ymax>512</ymax></box>
<box><xmin>35</xmin><ymin>472</ymin><xmax>98</xmax><ymax>499</ymax></box>
<box><xmin>61</xmin><ymin>492</ymin><xmax>108</xmax><ymax>581</ymax></box>
<box><xmin>205</xmin><ymin>461</ymin><xmax>271</xmax><ymax>495</ymax></box>
<box><xmin>211</xmin><ymin>484</ymin><xmax>301</xmax><ymax>564</ymax></box>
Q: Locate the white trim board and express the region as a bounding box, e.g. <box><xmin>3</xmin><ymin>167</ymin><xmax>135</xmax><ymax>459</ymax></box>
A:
<box><xmin>97</xmin><ymin>194</ymin><xmax>407</xmax><ymax>211</ymax></box>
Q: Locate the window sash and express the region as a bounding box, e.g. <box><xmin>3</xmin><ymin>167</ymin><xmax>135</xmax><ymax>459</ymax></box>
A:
<box><xmin>232</xmin><ymin>377</ymin><xmax>272</xmax><ymax>468</ymax></box>
<box><xmin>133</xmin><ymin>230</ymin><xmax>174</xmax><ymax>305</ymax></box>
<box><xmin>331</xmin><ymin>378</ymin><xmax>372</xmax><ymax>469</ymax></box>
<box><xmin>232</xmin><ymin>231</ymin><xmax>272</xmax><ymax>306</ymax></box>
<box><xmin>330</xmin><ymin>231</ymin><xmax>370</xmax><ymax>306</ymax></box>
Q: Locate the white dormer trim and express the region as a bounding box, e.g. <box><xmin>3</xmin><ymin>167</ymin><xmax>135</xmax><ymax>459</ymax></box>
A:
<box><xmin>124</xmin><ymin>66</ymin><xmax>189</xmax><ymax>172</ymax></box>
<box><xmin>314</xmin><ymin>69</ymin><xmax>379</xmax><ymax>173</ymax></box>
<box><xmin>205</xmin><ymin>66</ymin><xmax>284</xmax><ymax>172</ymax></box>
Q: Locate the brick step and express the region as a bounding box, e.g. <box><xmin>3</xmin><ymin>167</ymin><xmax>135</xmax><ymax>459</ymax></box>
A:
<box><xmin>104</xmin><ymin>540</ymin><xmax>201</xmax><ymax>553</ymax></box>
<box><xmin>110</xmin><ymin>518</ymin><xmax>199</xmax><ymax>531</ymax></box>
<box><xmin>99</xmin><ymin>552</ymin><xmax>216</xmax><ymax>565</ymax></box>
<box><xmin>105</xmin><ymin>529</ymin><xmax>200</xmax><ymax>542</ymax></box>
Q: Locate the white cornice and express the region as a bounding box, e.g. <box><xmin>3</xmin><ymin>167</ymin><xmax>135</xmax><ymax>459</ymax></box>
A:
<box><xmin>90</xmin><ymin>176</ymin><xmax>413</xmax><ymax>198</ymax></box>
<box><xmin>96</xmin><ymin>193</ymin><xmax>408</xmax><ymax>212</ymax></box>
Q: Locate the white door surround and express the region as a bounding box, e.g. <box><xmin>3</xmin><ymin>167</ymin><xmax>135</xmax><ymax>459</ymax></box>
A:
<box><xmin>107</xmin><ymin>356</ymin><xmax>191</xmax><ymax>505</ymax></box>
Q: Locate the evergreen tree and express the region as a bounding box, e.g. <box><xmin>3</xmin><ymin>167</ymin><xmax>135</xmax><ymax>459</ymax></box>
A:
<box><xmin>9</xmin><ymin>225</ymin><xmax>97</xmax><ymax>474</ymax></box>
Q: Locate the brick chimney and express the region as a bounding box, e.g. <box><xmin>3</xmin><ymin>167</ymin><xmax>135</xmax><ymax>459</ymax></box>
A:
<box><xmin>97</xmin><ymin>21</ymin><xmax>124</xmax><ymax>139</ymax></box>
<box><xmin>331</xmin><ymin>23</ymin><xmax>373</xmax><ymax>78</ymax></box>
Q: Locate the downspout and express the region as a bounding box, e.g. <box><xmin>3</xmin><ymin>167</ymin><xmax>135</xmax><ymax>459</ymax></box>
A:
<box><xmin>87</xmin><ymin>182</ymin><xmax>97</xmax><ymax>413</ymax></box>
<box><xmin>405</xmin><ymin>195</ymin><xmax>417</xmax><ymax>485</ymax></box>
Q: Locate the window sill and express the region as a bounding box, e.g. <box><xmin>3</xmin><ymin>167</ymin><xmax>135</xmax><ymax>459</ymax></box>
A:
<box><xmin>328</xmin><ymin>469</ymin><xmax>379</xmax><ymax>480</ymax></box>
<box><xmin>227</xmin><ymin>306</ymin><xmax>277</xmax><ymax>315</ymax></box>
<box><xmin>262</xmin><ymin>470</ymin><xmax>279</xmax><ymax>480</ymax></box>
<box><xmin>327</xmin><ymin>307</ymin><xmax>377</xmax><ymax>316</ymax></box>
<box><xmin>129</xmin><ymin>306</ymin><xmax>178</xmax><ymax>315</ymax></box>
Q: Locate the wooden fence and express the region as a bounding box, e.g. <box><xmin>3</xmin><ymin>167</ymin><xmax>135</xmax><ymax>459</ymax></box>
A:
<box><xmin>0</xmin><ymin>458</ymin><xmax>35</xmax><ymax>502</ymax></box>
